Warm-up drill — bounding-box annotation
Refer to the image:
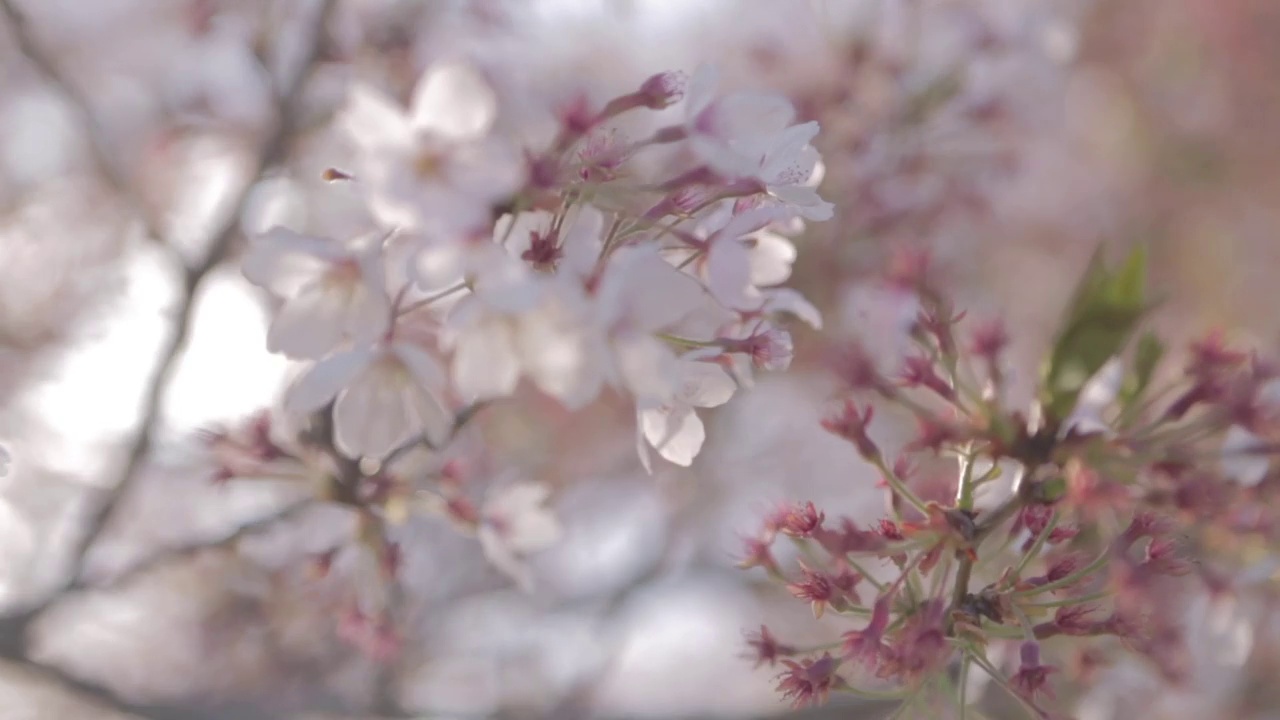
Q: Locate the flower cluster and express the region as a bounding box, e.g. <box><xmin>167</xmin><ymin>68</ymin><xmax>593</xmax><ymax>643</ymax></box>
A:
<box><xmin>743</xmin><ymin>248</ymin><xmax>1280</xmax><ymax>717</ymax></box>
<box><xmin>244</xmin><ymin>61</ymin><xmax>826</xmax><ymax>469</ymax></box>
<box><xmin>225</xmin><ymin>60</ymin><xmax>830</xmax><ymax>657</ymax></box>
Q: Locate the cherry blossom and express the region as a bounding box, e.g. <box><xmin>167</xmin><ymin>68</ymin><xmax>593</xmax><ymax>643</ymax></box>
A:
<box><xmin>477</xmin><ymin>480</ymin><xmax>561</xmax><ymax>591</ymax></box>
<box><xmin>682</xmin><ymin>64</ymin><xmax>797</xmax><ymax>179</ymax></box>
<box><xmin>283</xmin><ymin>340</ymin><xmax>452</xmax><ymax>460</ymax></box>
<box><xmin>750</xmin><ymin>121</ymin><xmax>834</xmax><ymax>221</ymax></box>
<box><xmin>637</xmin><ymin>354</ymin><xmax>737</xmax><ymax>470</ymax></box>
<box><xmin>339</xmin><ymin>61</ymin><xmax>526</xmax><ymax>237</ymax></box>
<box><xmin>241</xmin><ymin>226</ymin><xmax>391</xmax><ymax>359</ymax></box>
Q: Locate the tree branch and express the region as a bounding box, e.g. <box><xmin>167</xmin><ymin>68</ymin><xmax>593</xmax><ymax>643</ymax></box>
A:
<box><xmin>60</xmin><ymin>0</ymin><xmax>339</xmax><ymax>609</ymax></box>
<box><xmin>0</xmin><ymin>2</ymin><xmax>337</xmax><ymax>716</ymax></box>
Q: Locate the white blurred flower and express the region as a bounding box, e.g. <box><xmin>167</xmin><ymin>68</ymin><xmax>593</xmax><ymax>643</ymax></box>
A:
<box><xmin>682</xmin><ymin>64</ymin><xmax>797</xmax><ymax>179</ymax></box>
<box><xmin>592</xmin><ymin>246</ymin><xmax>704</xmax><ymax>407</ymax></box>
<box><xmin>241</xmin><ymin>227</ymin><xmax>391</xmax><ymax>359</ymax></box>
<box><xmin>637</xmin><ymin>355</ymin><xmax>737</xmax><ymax>470</ymax></box>
<box><xmin>284</xmin><ymin>341</ymin><xmax>451</xmax><ymax>459</ymax></box>
<box><xmin>759</xmin><ymin>287</ymin><xmax>822</xmax><ymax>329</ymax></box>
<box><xmin>1060</xmin><ymin>358</ymin><xmax>1124</xmax><ymax>439</ymax></box>
<box><xmin>1222</xmin><ymin>425</ymin><xmax>1269</xmax><ymax>488</ymax></box>
<box><xmin>1222</xmin><ymin>378</ymin><xmax>1280</xmax><ymax>486</ymax></box>
<box><xmin>699</xmin><ymin>208</ymin><xmax>778</xmax><ymax>311</ymax></box>
<box><xmin>501</xmin><ymin>206</ymin><xmax>603</xmax><ymax>279</ymax></box>
<box><xmin>340</xmin><ymin>61</ymin><xmax>525</xmax><ymax>236</ymax></box>
<box><xmin>745</xmin><ymin>230</ymin><xmax>798</xmax><ymax>288</ymax></box>
<box><xmin>479</xmin><ymin>481</ymin><xmax>561</xmax><ymax>592</ymax></box>
<box><xmin>752</xmin><ymin>121</ymin><xmax>833</xmax><ymax>221</ymax></box>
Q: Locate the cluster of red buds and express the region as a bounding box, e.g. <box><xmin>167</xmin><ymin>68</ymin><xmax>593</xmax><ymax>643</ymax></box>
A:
<box><xmin>195</xmin><ymin>401</ymin><xmax>560</xmax><ymax>662</ymax></box>
<box><xmin>742</xmin><ymin>247</ymin><xmax>1280</xmax><ymax>717</ymax></box>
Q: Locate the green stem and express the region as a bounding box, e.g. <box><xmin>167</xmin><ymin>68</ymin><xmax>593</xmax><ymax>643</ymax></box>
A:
<box><xmin>1012</xmin><ymin>550</ymin><xmax>1109</xmax><ymax>597</ymax></box>
<box><xmin>1021</xmin><ymin>589</ymin><xmax>1110</xmax><ymax>610</ymax></box>
<box><xmin>870</xmin><ymin>455</ymin><xmax>930</xmax><ymax>516</ymax></box>
<box><xmin>955</xmin><ymin>445</ymin><xmax>977</xmax><ymax>511</ymax></box>
<box><xmin>966</xmin><ymin>651</ymin><xmax>1042</xmax><ymax>720</ymax></box>
<box><xmin>1012</xmin><ymin>511</ymin><xmax>1057</xmax><ymax>581</ymax></box>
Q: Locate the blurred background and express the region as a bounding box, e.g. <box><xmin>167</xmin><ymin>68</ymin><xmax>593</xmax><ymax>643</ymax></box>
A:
<box><xmin>1</xmin><ymin>0</ymin><xmax>1279</xmax><ymax>718</ymax></box>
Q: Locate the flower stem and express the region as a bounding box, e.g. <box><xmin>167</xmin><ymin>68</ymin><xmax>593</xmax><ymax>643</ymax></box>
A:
<box><xmin>1012</xmin><ymin>550</ymin><xmax>1109</xmax><ymax>597</ymax></box>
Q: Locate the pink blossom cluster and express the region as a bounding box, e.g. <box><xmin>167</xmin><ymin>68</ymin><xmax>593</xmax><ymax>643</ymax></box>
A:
<box><xmin>742</xmin><ymin>251</ymin><xmax>1280</xmax><ymax>717</ymax></box>
<box><xmin>221</xmin><ymin>59</ymin><xmax>831</xmax><ymax>656</ymax></box>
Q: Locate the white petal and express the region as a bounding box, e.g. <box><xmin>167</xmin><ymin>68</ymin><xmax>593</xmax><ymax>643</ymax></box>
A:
<box><xmin>602</xmin><ymin>247</ymin><xmax>703</xmax><ymax>331</ymax></box>
<box><xmin>763</xmin><ymin>287</ymin><xmax>823</xmax><ymax>329</ymax></box>
<box><xmin>615</xmin><ymin>331</ymin><xmax>679</xmax><ymax>405</ymax></box>
<box><xmin>496</xmin><ymin>210</ymin><xmax>553</xmax><ymax>256</ymax></box>
<box><xmin>1061</xmin><ymin>358</ymin><xmax>1124</xmax><ymax>438</ymax></box>
<box><xmin>478</xmin><ymin>526</ymin><xmax>534</xmax><ymax>592</ymax></box>
<box><xmin>391</xmin><ymin>341</ymin><xmax>448</xmax><ymax>394</ymax></box>
<box><xmin>690</xmin><ymin>135</ymin><xmax>756</xmax><ymax>178</ymax></box>
<box><xmin>285</xmin><ymin>348</ymin><xmax>374</xmax><ymax>415</ymax></box>
<box><xmin>393</xmin><ymin>342</ymin><xmax>454</xmax><ymax>445</ymax></box>
<box><xmin>641</xmin><ymin>405</ymin><xmax>706</xmax><ymax>467</ymax></box>
<box><xmin>241</xmin><ymin>227</ymin><xmax>334</xmax><ymax>297</ymax></box>
<box><xmin>471</xmin><ymin>257</ymin><xmax>541</xmax><ymax>313</ymax></box>
<box><xmin>450</xmin><ymin>137</ymin><xmax>526</xmax><ymax>201</ymax></box>
<box><xmin>1223</xmin><ymin>425</ymin><xmax>1270</xmax><ymax>487</ymax></box>
<box><xmin>342</xmin><ymin>286</ymin><xmax>392</xmax><ymax>346</ymax></box>
<box><xmin>718</xmin><ymin>92</ymin><xmax>796</xmax><ymax>142</ymax></box>
<box><xmin>267</xmin><ymin>283</ymin><xmax>351</xmax><ymax>358</ymax></box>
<box><xmin>560</xmin><ymin>206</ymin><xmax>604</xmax><ymax>278</ymax></box>
<box><xmin>747</xmin><ymin>232</ymin><xmax>796</xmax><ymax>287</ymax></box>
<box><xmin>411</xmin><ymin>61</ymin><xmax>497</xmax><ymax>141</ymax></box>
<box><xmin>684</xmin><ymin>64</ymin><xmax>719</xmax><ymax>119</ymax></box>
<box><xmin>517</xmin><ymin>302</ymin><xmax>604</xmax><ymax>410</ymax></box>
<box><xmin>452</xmin><ymin>324</ymin><xmax>521</xmax><ymax>401</ymax></box>
<box><xmin>487</xmin><ymin>482</ymin><xmax>560</xmax><ymax>552</ymax></box>
<box><xmin>333</xmin><ymin>357</ymin><xmax>416</xmax><ymax>458</ymax></box>
<box><xmin>678</xmin><ymin>360</ymin><xmax>736</xmax><ymax>407</ymax></box>
<box><xmin>769</xmin><ymin>184</ymin><xmax>834</xmax><ymax>221</ymax></box>
<box><xmin>706</xmin><ymin>238</ymin><xmax>757</xmax><ymax>310</ymax></box>
<box><xmin>761</xmin><ymin>122</ymin><xmax>821</xmax><ymax>178</ymax></box>
<box><xmin>341</xmin><ymin>83</ymin><xmax>415</xmax><ymax>149</ymax></box>
<box><xmin>635</xmin><ymin>417</ymin><xmax>653</xmax><ymax>474</ymax></box>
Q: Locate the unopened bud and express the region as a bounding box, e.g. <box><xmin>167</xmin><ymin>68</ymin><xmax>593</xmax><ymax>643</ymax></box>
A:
<box><xmin>638</xmin><ymin>71</ymin><xmax>687</xmax><ymax>109</ymax></box>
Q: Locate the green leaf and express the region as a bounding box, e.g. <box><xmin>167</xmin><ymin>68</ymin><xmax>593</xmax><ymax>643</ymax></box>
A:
<box><xmin>902</xmin><ymin>69</ymin><xmax>964</xmax><ymax>126</ymax></box>
<box><xmin>1125</xmin><ymin>330</ymin><xmax>1164</xmax><ymax>400</ymax></box>
<box><xmin>1039</xmin><ymin>245</ymin><xmax>1150</xmax><ymax>423</ymax></box>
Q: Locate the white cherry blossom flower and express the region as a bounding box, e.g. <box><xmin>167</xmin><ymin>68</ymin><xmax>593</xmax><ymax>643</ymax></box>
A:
<box><xmin>340</xmin><ymin>61</ymin><xmax>525</xmax><ymax>237</ymax></box>
<box><xmin>500</xmin><ymin>206</ymin><xmax>603</xmax><ymax>279</ymax></box>
<box><xmin>1221</xmin><ymin>378</ymin><xmax>1280</xmax><ymax>486</ymax></box>
<box><xmin>751</xmin><ymin>121</ymin><xmax>834</xmax><ymax>221</ymax></box>
<box><xmin>513</xmin><ymin>279</ymin><xmax>608</xmax><ymax>410</ymax></box>
<box><xmin>682</xmin><ymin>64</ymin><xmax>797</xmax><ymax>179</ymax></box>
<box><xmin>696</xmin><ymin>208</ymin><xmax>792</xmax><ymax>311</ymax></box>
<box><xmin>242</xmin><ymin>227</ymin><xmax>390</xmax><ymax>359</ymax></box>
<box><xmin>637</xmin><ymin>355</ymin><xmax>737</xmax><ymax>470</ymax></box>
<box><xmin>1060</xmin><ymin>358</ymin><xmax>1124</xmax><ymax>439</ymax></box>
<box><xmin>284</xmin><ymin>340</ymin><xmax>452</xmax><ymax>460</ymax></box>
<box><xmin>592</xmin><ymin>246</ymin><xmax>705</xmax><ymax>407</ymax></box>
<box><xmin>478</xmin><ymin>481</ymin><xmax>561</xmax><ymax>592</ymax></box>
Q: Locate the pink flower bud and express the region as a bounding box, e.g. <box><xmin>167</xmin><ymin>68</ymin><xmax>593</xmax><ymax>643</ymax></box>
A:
<box><xmin>638</xmin><ymin>71</ymin><xmax>687</xmax><ymax>109</ymax></box>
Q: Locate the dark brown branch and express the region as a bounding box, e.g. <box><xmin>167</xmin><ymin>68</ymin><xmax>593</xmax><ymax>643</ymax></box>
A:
<box><xmin>91</xmin><ymin>496</ymin><xmax>316</xmax><ymax>592</ymax></box>
<box><xmin>0</xmin><ymin>2</ymin><xmax>337</xmax><ymax>717</ymax></box>
<box><xmin>59</xmin><ymin>0</ymin><xmax>338</xmax><ymax>606</ymax></box>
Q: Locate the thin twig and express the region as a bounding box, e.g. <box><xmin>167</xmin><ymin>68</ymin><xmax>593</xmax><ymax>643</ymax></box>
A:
<box><xmin>63</xmin><ymin>0</ymin><xmax>338</xmax><ymax>598</ymax></box>
<box><xmin>0</xmin><ymin>0</ymin><xmax>336</xmax><ymax>678</ymax></box>
<box><xmin>90</xmin><ymin>496</ymin><xmax>316</xmax><ymax>591</ymax></box>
